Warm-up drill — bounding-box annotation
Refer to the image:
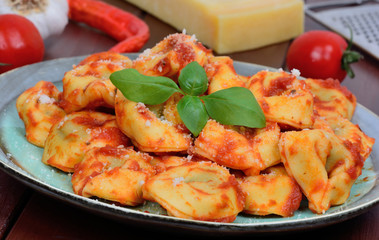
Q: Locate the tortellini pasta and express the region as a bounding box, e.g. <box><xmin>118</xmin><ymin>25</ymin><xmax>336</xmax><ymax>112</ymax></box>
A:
<box><xmin>115</xmin><ymin>90</ymin><xmax>192</xmax><ymax>153</ymax></box>
<box><xmin>42</xmin><ymin>111</ymin><xmax>131</xmax><ymax>172</ymax></box>
<box><xmin>192</xmin><ymin>120</ymin><xmax>280</xmax><ymax>174</ymax></box>
<box><xmin>16</xmin><ymin>81</ymin><xmax>66</xmax><ymax>147</ymax></box>
<box><xmin>16</xmin><ymin>33</ymin><xmax>375</xmax><ymax>222</ymax></box>
<box><xmin>133</xmin><ymin>33</ymin><xmax>212</xmax><ymax>78</ymax></box>
<box><xmin>247</xmin><ymin>70</ymin><xmax>314</xmax><ymax>129</ymax></box>
<box><xmin>280</xmin><ymin>129</ymin><xmax>332</xmax><ymax>213</ymax></box>
<box><xmin>205</xmin><ymin>56</ymin><xmax>246</xmax><ymax>94</ymax></box>
<box><xmin>305</xmin><ymin>78</ymin><xmax>356</xmax><ymax>120</ymax></box>
<box><xmin>72</xmin><ymin>146</ymin><xmax>155</xmax><ymax>206</ymax></box>
<box><xmin>60</xmin><ymin>52</ymin><xmax>132</xmax><ymax>113</ymax></box>
<box><xmin>142</xmin><ymin>161</ymin><xmax>245</xmax><ymax>222</ymax></box>
<box><xmin>238</xmin><ymin>165</ymin><xmax>302</xmax><ymax>217</ymax></box>
<box><xmin>192</xmin><ymin>119</ymin><xmax>265</xmax><ymax>171</ymax></box>
<box><xmin>279</xmin><ymin>122</ymin><xmax>374</xmax><ymax>214</ymax></box>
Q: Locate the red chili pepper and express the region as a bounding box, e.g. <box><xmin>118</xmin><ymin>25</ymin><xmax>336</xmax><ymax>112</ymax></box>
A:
<box><xmin>67</xmin><ymin>0</ymin><xmax>150</xmax><ymax>53</ymax></box>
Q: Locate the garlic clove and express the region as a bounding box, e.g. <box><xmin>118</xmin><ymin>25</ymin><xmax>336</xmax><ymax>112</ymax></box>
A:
<box><xmin>0</xmin><ymin>0</ymin><xmax>69</xmax><ymax>39</ymax></box>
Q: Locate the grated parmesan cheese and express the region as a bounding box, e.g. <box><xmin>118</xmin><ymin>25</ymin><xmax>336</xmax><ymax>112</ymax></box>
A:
<box><xmin>135</xmin><ymin>102</ymin><xmax>146</xmax><ymax>109</ymax></box>
<box><xmin>160</xmin><ymin>119</ymin><xmax>173</xmax><ymax>126</ymax></box>
<box><xmin>291</xmin><ymin>68</ymin><xmax>301</xmax><ymax>77</ymax></box>
<box><xmin>57</xmin><ymin>116</ymin><xmax>68</xmax><ymax>129</ymax></box>
<box><xmin>172</xmin><ymin>176</ymin><xmax>185</xmax><ymax>186</ymax></box>
<box><xmin>38</xmin><ymin>94</ymin><xmax>55</xmax><ymax>104</ymax></box>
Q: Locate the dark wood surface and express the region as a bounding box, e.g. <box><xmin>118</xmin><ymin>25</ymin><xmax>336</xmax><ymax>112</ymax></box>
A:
<box><xmin>1</xmin><ymin>0</ymin><xmax>379</xmax><ymax>239</ymax></box>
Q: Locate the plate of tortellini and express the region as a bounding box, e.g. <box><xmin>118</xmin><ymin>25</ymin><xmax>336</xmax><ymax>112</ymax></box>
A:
<box><xmin>0</xmin><ymin>33</ymin><xmax>377</xmax><ymax>234</ymax></box>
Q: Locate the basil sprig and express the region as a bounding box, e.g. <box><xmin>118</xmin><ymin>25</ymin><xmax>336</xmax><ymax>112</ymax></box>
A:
<box><xmin>110</xmin><ymin>61</ymin><xmax>265</xmax><ymax>136</ymax></box>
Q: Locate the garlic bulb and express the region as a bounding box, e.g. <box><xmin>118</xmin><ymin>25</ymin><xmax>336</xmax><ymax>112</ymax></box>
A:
<box><xmin>0</xmin><ymin>0</ymin><xmax>69</xmax><ymax>39</ymax></box>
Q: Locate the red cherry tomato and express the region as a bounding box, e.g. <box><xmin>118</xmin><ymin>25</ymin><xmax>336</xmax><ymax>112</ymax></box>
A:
<box><xmin>286</xmin><ymin>30</ymin><xmax>360</xmax><ymax>82</ymax></box>
<box><xmin>0</xmin><ymin>14</ymin><xmax>45</xmax><ymax>74</ymax></box>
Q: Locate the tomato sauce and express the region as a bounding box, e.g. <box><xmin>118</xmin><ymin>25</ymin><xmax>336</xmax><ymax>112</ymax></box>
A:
<box><xmin>281</xmin><ymin>180</ymin><xmax>303</xmax><ymax>216</ymax></box>
<box><xmin>317</xmin><ymin>78</ymin><xmax>355</xmax><ymax>102</ymax></box>
<box><xmin>264</xmin><ymin>76</ymin><xmax>295</xmax><ymax>97</ymax></box>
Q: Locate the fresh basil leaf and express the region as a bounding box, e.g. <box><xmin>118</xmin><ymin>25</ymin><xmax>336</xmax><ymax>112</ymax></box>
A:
<box><xmin>177</xmin><ymin>95</ymin><xmax>208</xmax><ymax>137</ymax></box>
<box><xmin>201</xmin><ymin>87</ymin><xmax>266</xmax><ymax>128</ymax></box>
<box><xmin>110</xmin><ymin>69</ymin><xmax>182</xmax><ymax>105</ymax></box>
<box><xmin>178</xmin><ymin>61</ymin><xmax>208</xmax><ymax>96</ymax></box>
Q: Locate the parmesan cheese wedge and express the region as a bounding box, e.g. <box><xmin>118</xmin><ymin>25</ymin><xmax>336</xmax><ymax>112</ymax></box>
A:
<box><xmin>125</xmin><ymin>0</ymin><xmax>304</xmax><ymax>53</ymax></box>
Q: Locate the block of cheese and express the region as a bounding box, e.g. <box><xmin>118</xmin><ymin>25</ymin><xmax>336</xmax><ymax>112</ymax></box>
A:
<box><xmin>125</xmin><ymin>0</ymin><xmax>304</xmax><ymax>54</ymax></box>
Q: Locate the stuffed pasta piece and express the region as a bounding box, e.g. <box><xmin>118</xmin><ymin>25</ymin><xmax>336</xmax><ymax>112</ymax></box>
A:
<box><xmin>314</xmin><ymin>116</ymin><xmax>375</xmax><ymax>206</ymax></box>
<box><xmin>238</xmin><ymin>165</ymin><xmax>302</xmax><ymax>217</ymax></box>
<box><xmin>142</xmin><ymin>161</ymin><xmax>245</xmax><ymax>222</ymax></box>
<box><xmin>321</xmin><ymin>116</ymin><xmax>375</xmax><ymax>160</ymax></box>
<box><xmin>42</xmin><ymin>111</ymin><xmax>131</xmax><ymax>172</ymax></box>
<box><xmin>192</xmin><ymin>120</ymin><xmax>280</xmax><ymax>174</ymax></box>
<box><xmin>247</xmin><ymin>70</ymin><xmax>314</xmax><ymax>129</ymax></box>
<box><xmin>205</xmin><ymin>56</ymin><xmax>246</xmax><ymax>94</ymax></box>
<box><xmin>305</xmin><ymin>78</ymin><xmax>356</xmax><ymax>120</ymax></box>
<box><xmin>279</xmin><ymin>129</ymin><xmax>332</xmax><ymax>213</ymax></box>
<box><xmin>16</xmin><ymin>81</ymin><xmax>66</xmax><ymax>147</ymax></box>
<box><xmin>115</xmin><ymin>90</ymin><xmax>192</xmax><ymax>153</ymax></box>
<box><xmin>133</xmin><ymin>33</ymin><xmax>212</xmax><ymax>79</ymax></box>
<box><xmin>279</xmin><ymin>120</ymin><xmax>375</xmax><ymax>214</ymax></box>
<box><xmin>72</xmin><ymin>146</ymin><xmax>155</xmax><ymax>206</ymax></box>
<box><xmin>60</xmin><ymin>52</ymin><xmax>132</xmax><ymax>113</ymax></box>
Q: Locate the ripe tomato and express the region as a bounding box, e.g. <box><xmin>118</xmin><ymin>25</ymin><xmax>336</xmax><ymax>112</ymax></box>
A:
<box><xmin>286</xmin><ymin>30</ymin><xmax>360</xmax><ymax>82</ymax></box>
<box><xmin>0</xmin><ymin>14</ymin><xmax>44</xmax><ymax>74</ymax></box>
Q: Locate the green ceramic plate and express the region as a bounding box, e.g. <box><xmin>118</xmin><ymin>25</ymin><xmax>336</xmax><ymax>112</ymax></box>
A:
<box><xmin>0</xmin><ymin>54</ymin><xmax>378</xmax><ymax>234</ymax></box>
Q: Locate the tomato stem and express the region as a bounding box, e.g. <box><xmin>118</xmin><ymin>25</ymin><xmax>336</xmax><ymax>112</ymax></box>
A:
<box><xmin>341</xmin><ymin>27</ymin><xmax>362</xmax><ymax>78</ymax></box>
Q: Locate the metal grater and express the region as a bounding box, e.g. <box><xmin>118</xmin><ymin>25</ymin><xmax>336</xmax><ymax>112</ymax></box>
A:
<box><xmin>305</xmin><ymin>1</ymin><xmax>379</xmax><ymax>60</ymax></box>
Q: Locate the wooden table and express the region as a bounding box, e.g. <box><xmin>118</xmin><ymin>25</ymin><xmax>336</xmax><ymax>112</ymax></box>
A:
<box><xmin>1</xmin><ymin>0</ymin><xmax>379</xmax><ymax>239</ymax></box>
